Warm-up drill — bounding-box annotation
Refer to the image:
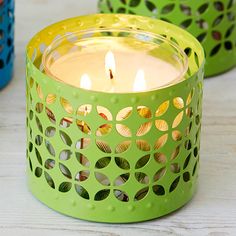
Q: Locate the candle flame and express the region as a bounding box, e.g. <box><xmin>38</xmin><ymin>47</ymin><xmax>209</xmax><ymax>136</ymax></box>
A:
<box><xmin>133</xmin><ymin>69</ymin><xmax>146</xmax><ymax>92</ymax></box>
<box><xmin>80</xmin><ymin>74</ymin><xmax>92</xmax><ymax>90</ymax></box>
<box><xmin>105</xmin><ymin>51</ymin><xmax>116</xmax><ymax>80</ymax></box>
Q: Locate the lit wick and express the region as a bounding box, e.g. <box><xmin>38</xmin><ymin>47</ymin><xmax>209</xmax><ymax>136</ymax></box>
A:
<box><xmin>105</xmin><ymin>51</ymin><xmax>116</xmax><ymax>80</ymax></box>
<box><xmin>109</xmin><ymin>69</ymin><xmax>114</xmax><ymax>80</ymax></box>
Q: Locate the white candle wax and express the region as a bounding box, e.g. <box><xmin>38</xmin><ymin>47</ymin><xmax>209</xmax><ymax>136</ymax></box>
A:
<box><xmin>44</xmin><ymin>37</ymin><xmax>185</xmax><ymax>93</ymax></box>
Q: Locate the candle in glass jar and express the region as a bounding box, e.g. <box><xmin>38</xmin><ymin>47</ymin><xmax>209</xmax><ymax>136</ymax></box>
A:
<box><xmin>43</xmin><ymin>36</ymin><xmax>187</xmax><ymax>93</ymax></box>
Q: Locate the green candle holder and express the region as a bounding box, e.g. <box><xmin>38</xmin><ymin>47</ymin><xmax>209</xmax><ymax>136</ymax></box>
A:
<box><xmin>26</xmin><ymin>14</ymin><xmax>204</xmax><ymax>223</ymax></box>
<box><xmin>99</xmin><ymin>0</ymin><xmax>236</xmax><ymax>77</ymax></box>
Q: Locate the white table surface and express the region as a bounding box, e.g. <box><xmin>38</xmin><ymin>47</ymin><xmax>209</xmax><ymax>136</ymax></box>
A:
<box><xmin>0</xmin><ymin>1</ymin><xmax>236</xmax><ymax>235</ymax></box>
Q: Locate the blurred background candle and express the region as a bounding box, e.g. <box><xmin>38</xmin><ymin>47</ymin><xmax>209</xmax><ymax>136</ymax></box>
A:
<box><xmin>43</xmin><ymin>30</ymin><xmax>188</xmax><ymax>93</ymax></box>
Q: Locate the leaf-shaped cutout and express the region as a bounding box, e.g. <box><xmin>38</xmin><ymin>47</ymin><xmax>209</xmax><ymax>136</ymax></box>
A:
<box><xmin>170</xmin><ymin>163</ymin><xmax>180</xmax><ymax>173</ymax></box>
<box><xmin>192</xmin><ymin>161</ymin><xmax>198</xmax><ymax>176</ymax></box>
<box><xmin>75</xmin><ymin>152</ymin><xmax>90</xmax><ymax>167</ymax></box>
<box><xmin>161</xmin><ymin>3</ymin><xmax>175</xmax><ymax>14</ymax></box>
<box><xmin>180</xmin><ymin>4</ymin><xmax>191</xmax><ymax>16</ymax></box>
<box><xmin>95</xmin><ymin>157</ymin><xmax>111</xmax><ymax>169</ymax></box>
<box><xmin>44</xmin><ymin>172</ymin><xmax>55</xmax><ymax>189</ymax></box>
<box><xmin>115</xmin><ymin>157</ymin><xmax>130</xmax><ymax>170</ymax></box>
<box><xmin>228</xmin><ymin>0</ymin><xmax>234</xmax><ymax>9</ymax></box>
<box><xmin>171</xmin><ymin>145</ymin><xmax>180</xmax><ymax>160</ymax></box>
<box><xmin>117</xmin><ymin>7</ymin><xmax>126</xmax><ymax>13</ymax></box>
<box><xmin>172</xmin><ymin>111</ymin><xmax>184</xmax><ymax>128</ymax></box>
<box><xmin>196</xmin><ymin>19</ymin><xmax>208</xmax><ymax>29</ymax></box>
<box><xmin>195</xmin><ymin>115</ymin><xmax>200</xmax><ymax>125</ymax></box>
<box><xmin>198</xmin><ymin>3</ymin><xmax>209</xmax><ymax>14</ymax></box>
<box><xmin>212</xmin><ymin>14</ymin><xmax>224</xmax><ymax>27</ymax></box>
<box><xmin>35</xmin><ymin>103</ymin><xmax>43</xmax><ymax>113</ymax></box>
<box><xmin>184</xmin><ymin>153</ymin><xmax>191</xmax><ymax>169</ymax></box>
<box><xmin>59</xmin><ymin>163</ymin><xmax>72</xmax><ymax>179</ymax></box>
<box><xmin>29</xmin><ymin>142</ymin><xmax>33</xmax><ymax>152</ymax></box>
<box><xmin>186</xmin><ymin>107</ymin><xmax>193</xmax><ymax>118</ymax></box>
<box><xmin>77</xmin><ymin>120</ymin><xmax>91</xmax><ymax>135</ymax></box>
<box><xmin>116</xmin><ymin>124</ymin><xmax>132</xmax><ymax>137</ymax></box>
<box><xmin>172</xmin><ymin>130</ymin><xmax>182</xmax><ymax>141</ymax></box>
<box><xmin>76</xmin><ymin>138</ymin><xmax>91</xmax><ymax>149</ymax></box>
<box><xmin>137</xmin><ymin>106</ymin><xmax>152</xmax><ymax>119</ymax></box>
<box><xmin>59</xmin><ymin>131</ymin><xmax>72</xmax><ymax>146</ymax></box>
<box><xmin>35</xmin><ymin>167</ymin><xmax>42</xmax><ymax>177</ymax></box>
<box><xmin>145</xmin><ymin>1</ymin><xmax>156</xmax><ymax>12</ymax></box>
<box><xmin>184</xmin><ymin>47</ymin><xmax>192</xmax><ymax>57</ymax></box>
<box><xmin>94</xmin><ymin>189</ymin><xmax>110</xmax><ymax>201</ymax></box>
<box><xmin>225</xmin><ymin>41</ymin><xmax>233</xmax><ymax>50</ymax></box>
<box><xmin>214</xmin><ymin>1</ymin><xmax>224</xmax><ymax>11</ymax></box>
<box><xmin>183</xmin><ymin>172</ymin><xmax>190</xmax><ymax>182</ymax></box>
<box><xmin>46</xmin><ymin>108</ymin><xmax>56</xmax><ymax>124</ymax></box>
<box><xmin>129</xmin><ymin>0</ymin><xmax>140</xmax><ymax>7</ymax></box>
<box><xmin>136</xmin><ymin>121</ymin><xmax>152</xmax><ymax>136</ymax></box>
<box><xmin>97</xmin><ymin>106</ymin><xmax>112</xmax><ymax>121</ymax></box>
<box><xmin>134</xmin><ymin>187</ymin><xmax>149</xmax><ymax>201</ymax></box>
<box><xmin>29</xmin><ymin>77</ymin><xmax>34</xmax><ymax>88</ymax></box>
<box><xmin>227</xmin><ymin>12</ymin><xmax>235</xmax><ymax>21</ymax></box>
<box><xmin>96</xmin><ymin>124</ymin><xmax>112</xmax><ymax>136</ymax></box>
<box><xmin>154</xmin><ymin>153</ymin><xmax>166</xmax><ymax>164</ymax></box>
<box><xmin>44</xmin><ymin>159</ymin><xmax>55</xmax><ymax>170</ymax></box>
<box><xmin>96</xmin><ymin>140</ymin><xmax>112</xmax><ymax>153</ymax></box>
<box><xmin>154</xmin><ymin>134</ymin><xmax>168</xmax><ymax>149</ymax></box>
<box><xmin>185</xmin><ymin>139</ymin><xmax>192</xmax><ymax>150</ymax></box>
<box><xmin>115</xmin><ymin>140</ymin><xmax>131</xmax><ymax>154</ymax></box>
<box><xmin>173</xmin><ymin>97</ymin><xmax>184</xmax><ymax>109</ymax></box>
<box><xmin>35</xmin><ymin>116</ymin><xmax>43</xmax><ymax>133</ymax></box>
<box><xmin>114</xmin><ymin>189</ymin><xmax>129</xmax><ymax>202</ymax></box>
<box><xmin>75</xmin><ymin>184</ymin><xmax>89</xmax><ymax>199</ymax></box>
<box><xmin>169</xmin><ymin>176</ymin><xmax>180</xmax><ymax>192</ymax></box>
<box><xmin>212</xmin><ymin>31</ymin><xmax>222</xmax><ymax>41</ymax></box>
<box><xmin>36</xmin><ymin>83</ymin><xmax>43</xmax><ymax>100</ymax></box>
<box><xmin>60</xmin><ymin>117</ymin><xmax>72</xmax><ymax>128</ymax></box>
<box><xmin>114</xmin><ymin>173</ymin><xmax>130</xmax><ymax>186</ymax></box>
<box><xmin>60</xmin><ymin>150</ymin><xmax>72</xmax><ymax>161</ymax></box>
<box><xmin>155</xmin><ymin>120</ymin><xmax>168</xmax><ymax>131</ymax></box>
<box><xmin>135</xmin><ymin>172</ymin><xmax>149</xmax><ymax>184</ymax></box>
<box><xmin>95</xmin><ymin>172</ymin><xmax>110</xmax><ymax>186</ymax></box>
<box><xmin>180</xmin><ymin>19</ymin><xmax>192</xmax><ymax>29</ymax></box>
<box><xmin>185</xmin><ymin>122</ymin><xmax>192</xmax><ymax>136</ymax></box>
<box><xmin>35</xmin><ymin>135</ymin><xmax>43</xmax><ymax>146</ymax></box>
<box><xmin>225</xmin><ymin>25</ymin><xmax>235</xmax><ymax>38</ymax></box>
<box><xmin>136</xmin><ymin>140</ymin><xmax>151</xmax><ymax>151</ymax></box>
<box><xmin>29</xmin><ymin>110</ymin><xmax>34</xmax><ymax>120</ymax></box>
<box><xmin>77</xmin><ymin>104</ymin><xmax>92</xmax><ymax>116</ymax></box>
<box><xmin>153</xmin><ymin>185</ymin><xmax>165</xmax><ymax>196</ymax></box>
<box><xmin>75</xmin><ymin>170</ymin><xmax>90</xmax><ymax>182</ymax></box>
<box><xmin>60</xmin><ymin>97</ymin><xmax>73</xmax><ymax>114</ymax></box>
<box><xmin>135</xmin><ymin>154</ymin><xmax>150</xmax><ymax>169</ymax></box>
<box><xmin>29</xmin><ymin>158</ymin><xmax>33</xmax><ymax>172</ymax></box>
<box><xmin>116</xmin><ymin>107</ymin><xmax>132</xmax><ymax>121</ymax></box>
<box><xmin>59</xmin><ymin>182</ymin><xmax>72</xmax><ymax>192</ymax></box>
<box><xmin>45</xmin><ymin>127</ymin><xmax>56</xmax><ymax>137</ymax></box>
<box><xmin>186</xmin><ymin>89</ymin><xmax>195</xmax><ymax>106</ymax></box>
<box><xmin>46</xmin><ymin>94</ymin><xmax>56</xmax><ymax>105</ymax></box>
<box><xmin>194</xmin><ymin>147</ymin><xmax>199</xmax><ymax>157</ymax></box>
<box><xmin>153</xmin><ymin>167</ymin><xmax>166</xmax><ymax>181</ymax></box>
<box><xmin>35</xmin><ymin>148</ymin><xmax>42</xmax><ymax>165</ymax></box>
<box><xmin>197</xmin><ymin>32</ymin><xmax>207</xmax><ymax>42</ymax></box>
<box><xmin>155</xmin><ymin>101</ymin><xmax>169</xmax><ymax>117</ymax></box>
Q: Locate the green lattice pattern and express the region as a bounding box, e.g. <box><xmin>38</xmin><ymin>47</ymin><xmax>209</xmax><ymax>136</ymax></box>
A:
<box><xmin>26</xmin><ymin>14</ymin><xmax>204</xmax><ymax>223</ymax></box>
<box><xmin>99</xmin><ymin>0</ymin><xmax>236</xmax><ymax>77</ymax></box>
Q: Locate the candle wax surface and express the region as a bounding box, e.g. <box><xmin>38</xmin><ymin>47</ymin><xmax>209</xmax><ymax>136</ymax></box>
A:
<box><xmin>46</xmin><ymin>37</ymin><xmax>183</xmax><ymax>93</ymax></box>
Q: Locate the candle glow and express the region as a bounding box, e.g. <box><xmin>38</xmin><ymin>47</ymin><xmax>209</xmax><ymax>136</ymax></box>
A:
<box><xmin>80</xmin><ymin>73</ymin><xmax>92</xmax><ymax>90</ymax></box>
<box><xmin>105</xmin><ymin>50</ymin><xmax>116</xmax><ymax>80</ymax></box>
<box><xmin>133</xmin><ymin>69</ymin><xmax>146</xmax><ymax>92</ymax></box>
